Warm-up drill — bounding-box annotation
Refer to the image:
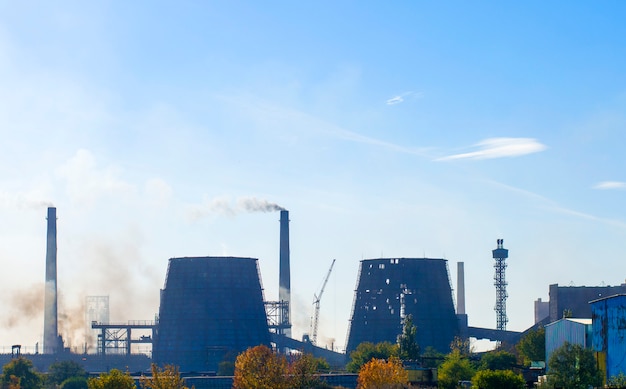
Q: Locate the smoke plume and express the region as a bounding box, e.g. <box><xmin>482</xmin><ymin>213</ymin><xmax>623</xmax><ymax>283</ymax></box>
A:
<box><xmin>237</xmin><ymin>197</ymin><xmax>285</xmax><ymax>212</ymax></box>
<box><xmin>2</xmin><ymin>283</ymin><xmax>44</xmax><ymax>328</ymax></box>
<box><xmin>188</xmin><ymin>196</ymin><xmax>285</xmax><ymax>220</ymax></box>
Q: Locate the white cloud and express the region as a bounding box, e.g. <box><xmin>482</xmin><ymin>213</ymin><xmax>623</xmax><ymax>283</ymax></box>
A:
<box><xmin>144</xmin><ymin>178</ymin><xmax>173</xmax><ymax>207</ymax></box>
<box><xmin>593</xmin><ymin>181</ymin><xmax>626</xmax><ymax>190</ymax></box>
<box><xmin>436</xmin><ymin>137</ymin><xmax>547</xmax><ymax>161</ymax></box>
<box><xmin>55</xmin><ymin>149</ymin><xmax>135</xmax><ymax>206</ymax></box>
<box><xmin>386</xmin><ymin>91</ymin><xmax>423</xmax><ymax>105</ymax></box>
<box><xmin>386</xmin><ymin>96</ymin><xmax>404</xmax><ymax>105</ymax></box>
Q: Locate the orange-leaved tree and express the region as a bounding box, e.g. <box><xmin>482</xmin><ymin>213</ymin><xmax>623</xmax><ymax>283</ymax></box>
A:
<box><xmin>233</xmin><ymin>345</ymin><xmax>290</xmax><ymax>389</ymax></box>
<box><xmin>357</xmin><ymin>356</ymin><xmax>408</xmax><ymax>389</ymax></box>
<box><xmin>140</xmin><ymin>364</ymin><xmax>189</xmax><ymax>389</ymax></box>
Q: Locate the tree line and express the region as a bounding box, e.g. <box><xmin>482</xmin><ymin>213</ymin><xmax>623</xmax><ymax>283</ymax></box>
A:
<box><xmin>2</xmin><ymin>318</ymin><xmax>621</xmax><ymax>389</ymax></box>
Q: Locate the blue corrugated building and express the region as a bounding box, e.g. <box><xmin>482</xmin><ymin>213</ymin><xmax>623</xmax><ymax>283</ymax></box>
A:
<box><xmin>591</xmin><ymin>294</ymin><xmax>626</xmax><ymax>384</ymax></box>
<box><xmin>544</xmin><ymin>318</ymin><xmax>592</xmax><ymax>366</ymax></box>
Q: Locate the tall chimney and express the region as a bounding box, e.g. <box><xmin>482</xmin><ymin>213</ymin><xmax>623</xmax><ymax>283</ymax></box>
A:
<box><xmin>457</xmin><ymin>262</ymin><xmax>466</xmax><ymax>315</ymax></box>
<box><xmin>43</xmin><ymin>207</ymin><xmax>58</xmax><ymax>354</ymax></box>
<box><xmin>279</xmin><ymin>210</ymin><xmax>291</xmax><ymax>337</ymax></box>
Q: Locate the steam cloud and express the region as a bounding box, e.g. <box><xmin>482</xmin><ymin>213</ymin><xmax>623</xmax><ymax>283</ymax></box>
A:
<box><xmin>188</xmin><ymin>196</ymin><xmax>285</xmax><ymax>220</ymax></box>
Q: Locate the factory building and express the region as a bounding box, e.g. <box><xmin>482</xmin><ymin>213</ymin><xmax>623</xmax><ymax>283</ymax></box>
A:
<box><xmin>346</xmin><ymin>258</ymin><xmax>459</xmax><ymax>354</ymax></box>
<box><xmin>544</xmin><ymin>318</ymin><xmax>592</xmax><ymax>366</ymax></box>
<box><xmin>591</xmin><ymin>294</ymin><xmax>626</xmax><ymax>384</ymax></box>
<box><xmin>153</xmin><ymin>256</ymin><xmax>271</xmax><ymax>373</ymax></box>
<box><xmin>547</xmin><ymin>283</ymin><xmax>626</xmax><ymax>323</ymax></box>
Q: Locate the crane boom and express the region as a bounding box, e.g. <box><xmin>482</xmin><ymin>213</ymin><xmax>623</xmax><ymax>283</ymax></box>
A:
<box><xmin>311</xmin><ymin>259</ymin><xmax>335</xmax><ymax>345</ymax></box>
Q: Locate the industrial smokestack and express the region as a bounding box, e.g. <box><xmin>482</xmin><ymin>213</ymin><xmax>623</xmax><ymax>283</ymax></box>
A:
<box><xmin>279</xmin><ymin>210</ymin><xmax>291</xmax><ymax>337</ymax></box>
<box><xmin>43</xmin><ymin>207</ymin><xmax>58</xmax><ymax>354</ymax></box>
<box><xmin>457</xmin><ymin>262</ymin><xmax>465</xmax><ymax>315</ymax></box>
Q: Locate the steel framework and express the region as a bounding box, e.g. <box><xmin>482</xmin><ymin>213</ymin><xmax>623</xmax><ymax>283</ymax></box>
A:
<box><xmin>492</xmin><ymin>239</ymin><xmax>509</xmax><ymax>331</ymax></box>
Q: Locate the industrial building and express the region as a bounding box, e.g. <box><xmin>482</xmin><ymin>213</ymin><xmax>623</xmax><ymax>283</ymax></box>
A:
<box><xmin>591</xmin><ymin>294</ymin><xmax>626</xmax><ymax>384</ymax></box>
<box><xmin>346</xmin><ymin>258</ymin><xmax>459</xmax><ymax>354</ymax></box>
<box><xmin>544</xmin><ymin>318</ymin><xmax>592</xmax><ymax>365</ymax></box>
<box><xmin>545</xmin><ymin>283</ymin><xmax>626</xmax><ymax>323</ymax></box>
<box><xmin>153</xmin><ymin>256</ymin><xmax>271</xmax><ymax>372</ymax></box>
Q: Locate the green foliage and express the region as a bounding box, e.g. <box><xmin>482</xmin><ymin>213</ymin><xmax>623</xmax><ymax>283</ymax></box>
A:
<box><xmin>87</xmin><ymin>369</ymin><xmax>135</xmax><ymax>389</ymax></box>
<box><xmin>140</xmin><ymin>364</ymin><xmax>188</xmax><ymax>389</ymax></box>
<box><xmin>607</xmin><ymin>372</ymin><xmax>626</xmax><ymax>388</ymax></box>
<box><xmin>216</xmin><ymin>361</ymin><xmax>234</xmax><ymax>377</ymax></box>
<box><xmin>346</xmin><ymin>342</ymin><xmax>398</xmax><ymax>373</ymax></box>
<box><xmin>397</xmin><ymin>314</ymin><xmax>420</xmax><ymax>361</ymax></box>
<box><xmin>59</xmin><ymin>377</ymin><xmax>88</xmax><ymax>389</ymax></box>
<box><xmin>437</xmin><ymin>349</ymin><xmax>474</xmax><ymax>389</ymax></box>
<box><xmin>472</xmin><ymin>369</ymin><xmax>525</xmax><ymax>389</ymax></box>
<box><xmin>516</xmin><ymin>326</ymin><xmax>545</xmax><ymax>365</ymax></box>
<box><xmin>479</xmin><ymin>350</ymin><xmax>518</xmax><ymax>371</ymax></box>
<box><xmin>2</xmin><ymin>357</ymin><xmax>44</xmax><ymax>389</ymax></box>
<box><xmin>421</xmin><ymin>346</ymin><xmax>445</xmax><ymax>369</ymax></box>
<box><xmin>47</xmin><ymin>361</ymin><xmax>87</xmax><ymax>387</ymax></box>
<box><xmin>547</xmin><ymin>342</ymin><xmax>602</xmax><ymax>389</ymax></box>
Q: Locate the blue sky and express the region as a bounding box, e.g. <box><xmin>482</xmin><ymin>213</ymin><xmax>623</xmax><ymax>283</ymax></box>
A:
<box><xmin>1</xmin><ymin>1</ymin><xmax>626</xmax><ymax>353</ymax></box>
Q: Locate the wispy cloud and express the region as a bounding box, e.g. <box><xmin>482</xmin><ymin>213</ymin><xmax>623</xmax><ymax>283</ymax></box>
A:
<box><xmin>217</xmin><ymin>93</ymin><xmax>433</xmax><ymax>158</ymax></box>
<box><xmin>486</xmin><ymin>179</ymin><xmax>626</xmax><ymax>230</ymax></box>
<box><xmin>386</xmin><ymin>91</ymin><xmax>423</xmax><ymax>105</ymax></box>
<box><xmin>436</xmin><ymin>137</ymin><xmax>547</xmax><ymax>161</ymax></box>
<box><xmin>593</xmin><ymin>181</ymin><xmax>626</xmax><ymax>190</ymax></box>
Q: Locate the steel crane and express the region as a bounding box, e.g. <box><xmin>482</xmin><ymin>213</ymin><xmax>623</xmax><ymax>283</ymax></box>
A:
<box><xmin>311</xmin><ymin>259</ymin><xmax>335</xmax><ymax>345</ymax></box>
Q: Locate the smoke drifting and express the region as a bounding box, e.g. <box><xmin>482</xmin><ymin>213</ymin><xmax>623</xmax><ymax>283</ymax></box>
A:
<box><xmin>0</xmin><ymin>191</ymin><xmax>54</xmax><ymax>210</ymax></box>
<box><xmin>237</xmin><ymin>197</ymin><xmax>285</xmax><ymax>212</ymax></box>
<box><xmin>188</xmin><ymin>196</ymin><xmax>285</xmax><ymax>220</ymax></box>
<box><xmin>2</xmin><ymin>283</ymin><xmax>44</xmax><ymax>328</ymax></box>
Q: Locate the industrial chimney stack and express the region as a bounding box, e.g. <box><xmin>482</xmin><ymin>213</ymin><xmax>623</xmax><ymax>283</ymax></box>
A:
<box><xmin>279</xmin><ymin>210</ymin><xmax>291</xmax><ymax>337</ymax></box>
<box><xmin>43</xmin><ymin>207</ymin><xmax>59</xmax><ymax>354</ymax></box>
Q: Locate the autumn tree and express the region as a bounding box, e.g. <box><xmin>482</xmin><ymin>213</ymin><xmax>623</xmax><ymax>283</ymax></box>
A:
<box><xmin>356</xmin><ymin>356</ymin><xmax>408</xmax><ymax>389</ymax></box>
<box><xmin>397</xmin><ymin>314</ymin><xmax>420</xmax><ymax>361</ymax></box>
<box><xmin>140</xmin><ymin>364</ymin><xmax>188</xmax><ymax>389</ymax></box>
<box><xmin>288</xmin><ymin>353</ymin><xmax>324</xmax><ymax>389</ymax></box>
<box><xmin>546</xmin><ymin>342</ymin><xmax>602</xmax><ymax>389</ymax></box>
<box><xmin>2</xmin><ymin>357</ymin><xmax>44</xmax><ymax>389</ymax></box>
<box><xmin>472</xmin><ymin>369</ymin><xmax>525</xmax><ymax>389</ymax></box>
<box><xmin>437</xmin><ymin>349</ymin><xmax>474</xmax><ymax>389</ymax></box>
<box><xmin>346</xmin><ymin>342</ymin><xmax>398</xmax><ymax>373</ymax></box>
<box><xmin>233</xmin><ymin>345</ymin><xmax>289</xmax><ymax>389</ymax></box>
<box><xmin>87</xmin><ymin>369</ymin><xmax>135</xmax><ymax>389</ymax></box>
<box><xmin>516</xmin><ymin>326</ymin><xmax>545</xmax><ymax>365</ymax></box>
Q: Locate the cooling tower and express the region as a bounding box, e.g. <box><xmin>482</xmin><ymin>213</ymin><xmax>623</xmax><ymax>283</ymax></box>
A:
<box><xmin>43</xmin><ymin>207</ymin><xmax>59</xmax><ymax>354</ymax></box>
<box><xmin>154</xmin><ymin>257</ymin><xmax>270</xmax><ymax>372</ymax></box>
<box><xmin>278</xmin><ymin>210</ymin><xmax>291</xmax><ymax>336</ymax></box>
<box><xmin>346</xmin><ymin>258</ymin><xmax>459</xmax><ymax>353</ymax></box>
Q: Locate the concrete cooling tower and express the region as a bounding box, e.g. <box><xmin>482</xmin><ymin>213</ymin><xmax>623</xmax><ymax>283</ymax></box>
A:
<box><xmin>346</xmin><ymin>258</ymin><xmax>459</xmax><ymax>354</ymax></box>
<box><xmin>153</xmin><ymin>257</ymin><xmax>270</xmax><ymax>372</ymax></box>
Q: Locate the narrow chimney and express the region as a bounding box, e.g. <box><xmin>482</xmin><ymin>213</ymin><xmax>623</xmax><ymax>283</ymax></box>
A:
<box><xmin>457</xmin><ymin>262</ymin><xmax>466</xmax><ymax>315</ymax></box>
<box><xmin>43</xmin><ymin>207</ymin><xmax>58</xmax><ymax>354</ymax></box>
<box><xmin>279</xmin><ymin>210</ymin><xmax>291</xmax><ymax>337</ymax></box>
